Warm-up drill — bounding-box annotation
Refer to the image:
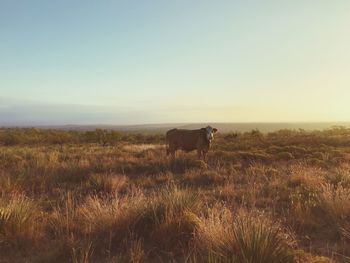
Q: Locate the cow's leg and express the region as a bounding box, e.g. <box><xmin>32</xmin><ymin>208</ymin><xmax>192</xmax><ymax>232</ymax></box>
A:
<box><xmin>203</xmin><ymin>151</ymin><xmax>207</xmax><ymax>162</ymax></box>
<box><xmin>167</xmin><ymin>145</ymin><xmax>175</xmax><ymax>159</ymax></box>
<box><xmin>197</xmin><ymin>149</ymin><xmax>202</xmax><ymax>159</ymax></box>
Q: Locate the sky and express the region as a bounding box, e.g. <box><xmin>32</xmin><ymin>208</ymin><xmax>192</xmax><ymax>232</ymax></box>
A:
<box><xmin>1</xmin><ymin>0</ymin><xmax>350</xmax><ymax>125</ymax></box>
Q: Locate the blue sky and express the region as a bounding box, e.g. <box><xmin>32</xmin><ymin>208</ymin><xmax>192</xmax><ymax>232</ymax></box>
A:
<box><xmin>1</xmin><ymin>1</ymin><xmax>350</xmax><ymax>125</ymax></box>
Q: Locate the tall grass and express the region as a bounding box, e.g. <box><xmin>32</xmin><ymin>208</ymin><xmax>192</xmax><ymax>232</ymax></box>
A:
<box><xmin>192</xmin><ymin>208</ymin><xmax>294</xmax><ymax>263</ymax></box>
<box><xmin>317</xmin><ymin>184</ymin><xmax>350</xmax><ymax>233</ymax></box>
<box><xmin>1</xmin><ymin>128</ymin><xmax>350</xmax><ymax>261</ymax></box>
<box><xmin>0</xmin><ymin>195</ymin><xmax>42</xmax><ymax>246</ymax></box>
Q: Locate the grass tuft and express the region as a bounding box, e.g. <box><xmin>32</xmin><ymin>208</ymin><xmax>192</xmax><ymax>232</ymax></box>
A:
<box><xmin>0</xmin><ymin>195</ymin><xmax>42</xmax><ymax>246</ymax></box>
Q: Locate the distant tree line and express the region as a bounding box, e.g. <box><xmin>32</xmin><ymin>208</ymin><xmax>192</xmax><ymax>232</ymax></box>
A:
<box><xmin>0</xmin><ymin>128</ymin><xmax>164</xmax><ymax>146</ymax></box>
<box><xmin>1</xmin><ymin>126</ymin><xmax>350</xmax><ymax>147</ymax></box>
<box><xmin>217</xmin><ymin>126</ymin><xmax>350</xmax><ymax>148</ymax></box>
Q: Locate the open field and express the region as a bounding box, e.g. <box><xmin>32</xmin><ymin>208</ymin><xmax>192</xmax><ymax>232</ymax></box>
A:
<box><xmin>10</xmin><ymin>122</ymin><xmax>350</xmax><ymax>133</ymax></box>
<box><xmin>1</xmin><ymin>128</ymin><xmax>350</xmax><ymax>262</ymax></box>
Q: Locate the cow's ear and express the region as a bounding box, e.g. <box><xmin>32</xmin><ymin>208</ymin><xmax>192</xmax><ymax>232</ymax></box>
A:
<box><xmin>213</xmin><ymin>128</ymin><xmax>218</xmax><ymax>133</ymax></box>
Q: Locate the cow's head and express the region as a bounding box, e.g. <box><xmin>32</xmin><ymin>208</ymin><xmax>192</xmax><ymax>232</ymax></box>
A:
<box><xmin>205</xmin><ymin>126</ymin><xmax>218</xmax><ymax>141</ymax></box>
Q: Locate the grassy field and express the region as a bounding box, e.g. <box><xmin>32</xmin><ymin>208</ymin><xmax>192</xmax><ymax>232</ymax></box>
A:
<box><xmin>1</xmin><ymin>127</ymin><xmax>350</xmax><ymax>262</ymax></box>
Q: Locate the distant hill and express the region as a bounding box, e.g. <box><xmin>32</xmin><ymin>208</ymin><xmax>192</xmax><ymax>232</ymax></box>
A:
<box><xmin>12</xmin><ymin>122</ymin><xmax>350</xmax><ymax>133</ymax></box>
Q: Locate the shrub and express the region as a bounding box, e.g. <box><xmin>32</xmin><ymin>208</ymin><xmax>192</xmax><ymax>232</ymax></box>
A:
<box><xmin>266</xmin><ymin>145</ymin><xmax>284</xmax><ymax>154</ymax></box>
<box><xmin>282</xmin><ymin>146</ymin><xmax>308</xmax><ymax>158</ymax></box>
<box><xmin>307</xmin><ymin>158</ymin><xmax>327</xmax><ymax>167</ymax></box>
<box><xmin>169</xmin><ymin>157</ymin><xmax>207</xmax><ymax>173</ymax></box>
<box><xmin>245</xmin><ymin>164</ymin><xmax>279</xmax><ymax>183</ymax></box>
<box><xmin>237</xmin><ymin>151</ymin><xmax>271</xmax><ymax>163</ymax></box>
<box><xmin>313</xmin><ymin>152</ymin><xmax>324</xmax><ymax>160</ymax></box>
<box><xmin>86</xmin><ymin>173</ymin><xmax>128</xmax><ymax>194</ymax></box>
<box><xmin>0</xmin><ymin>196</ymin><xmax>42</xmax><ymax>246</ymax></box>
<box><xmin>290</xmin><ymin>182</ymin><xmax>350</xmax><ymax>236</ymax></box>
<box><xmin>276</xmin><ymin>152</ymin><xmax>294</xmax><ymax>161</ymax></box>
<box><xmin>193</xmin><ymin>208</ymin><xmax>295</xmax><ymax>263</ymax></box>
<box><xmin>325</xmin><ymin>167</ymin><xmax>350</xmax><ymax>187</ymax></box>
<box><xmin>71</xmin><ymin>241</ymin><xmax>94</xmax><ymax>263</ymax></box>
<box><xmin>288</xmin><ymin>166</ymin><xmax>326</xmax><ymax>189</ymax></box>
<box><xmin>130</xmin><ymin>186</ymin><xmax>200</xmax><ymax>239</ymax></box>
<box><xmin>232</xmin><ymin>216</ymin><xmax>294</xmax><ymax>263</ymax></box>
<box><xmin>52</xmin><ymin>187</ymin><xmax>201</xmax><ymax>261</ymax></box>
<box><xmin>316</xmin><ymin>184</ymin><xmax>350</xmax><ymax>233</ymax></box>
<box><xmin>184</xmin><ymin>170</ymin><xmax>225</xmax><ymax>186</ymax></box>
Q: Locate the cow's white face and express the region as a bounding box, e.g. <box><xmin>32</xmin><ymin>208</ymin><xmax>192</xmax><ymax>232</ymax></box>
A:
<box><xmin>205</xmin><ymin>126</ymin><xmax>218</xmax><ymax>141</ymax></box>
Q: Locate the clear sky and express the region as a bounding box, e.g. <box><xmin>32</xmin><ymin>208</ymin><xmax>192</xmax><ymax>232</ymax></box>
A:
<box><xmin>1</xmin><ymin>0</ymin><xmax>350</xmax><ymax>125</ymax></box>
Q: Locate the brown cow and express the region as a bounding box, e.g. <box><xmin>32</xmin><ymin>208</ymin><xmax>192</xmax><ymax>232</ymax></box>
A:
<box><xmin>166</xmin><ymin>126</ymin><xmax>218</xmax><ymax>160</ymax></box>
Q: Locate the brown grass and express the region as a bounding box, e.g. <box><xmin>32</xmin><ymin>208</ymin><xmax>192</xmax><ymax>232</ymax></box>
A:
<box><xmin>1</xmin><ymin>127</ymin><xmax>350</xmax><ymax>262</ymax></box>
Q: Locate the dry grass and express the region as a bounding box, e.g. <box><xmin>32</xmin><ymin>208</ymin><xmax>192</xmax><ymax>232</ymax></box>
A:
<box><xmin>1</xmin><ymin>128</ymin><xmax>350</xmax><ymax>262</ymax></box>
<box><xmin>0</xmin><ymin>195</ymin><xmax>42</xmax><ymax>246</ymax></box>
